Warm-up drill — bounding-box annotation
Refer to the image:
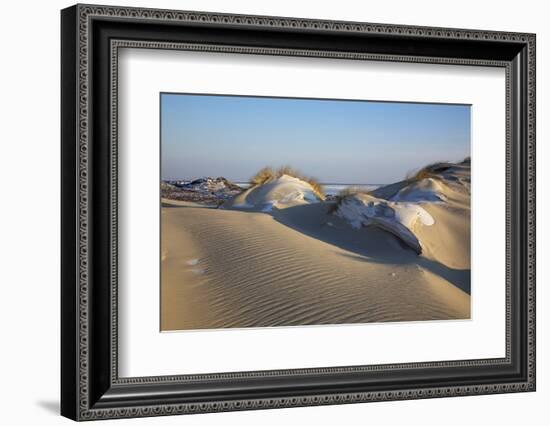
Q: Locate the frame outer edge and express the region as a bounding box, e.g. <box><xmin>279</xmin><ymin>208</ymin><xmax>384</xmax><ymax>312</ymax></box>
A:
<box><xmin>77</xmin><ymin>2</ymin><xmax>91</xmax><ymax>420</ymax></box>
<box><xmin>61</xmin><ymin>4</ymin><xmax>80</xmax><ymax>422</ymax></box>
<box><xmin>527</xmin><ymin>34</ymin><xmax>536</xmax><ymax>390</ymax></box>
<box><xmin>67</xmin><ymin>4</ymin><xmax>536</xmax><ymax>421</ymax></box>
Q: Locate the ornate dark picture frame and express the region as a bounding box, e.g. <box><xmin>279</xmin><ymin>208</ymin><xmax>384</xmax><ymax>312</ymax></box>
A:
<box><xmin>61</xmin><ymin>4</ymin><xmax>536</xmax><ymax>421</ymax></box>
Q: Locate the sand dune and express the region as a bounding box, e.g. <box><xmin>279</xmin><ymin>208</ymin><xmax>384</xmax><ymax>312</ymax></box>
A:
<box><xmin>225</xmin><ymin>174</ymin><xmax>322</xmax><ymax>211</ymax></box>
<box><xmin>161</xmin><ymin>161</ymin><xmax>470</xmax><ymax>330</ymax></box>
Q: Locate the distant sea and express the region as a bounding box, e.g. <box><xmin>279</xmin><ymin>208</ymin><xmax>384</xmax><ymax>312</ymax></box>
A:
<box><xmin>235</xmin><ymin>182</ymin><xmax>382</xmax><ymax>196</ymax></box>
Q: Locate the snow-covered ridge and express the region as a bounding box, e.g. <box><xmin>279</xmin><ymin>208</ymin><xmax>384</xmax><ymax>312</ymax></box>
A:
<box><xmin>335</xmin><ymin>193</ymin><xmax>434</xmax><ymax>254</ymax></box>
<box><xmin>333</xmin><ymin>159</ymin><xmax>470</xmax><ymax>254</ymax></box>
<box><xmin>162</xmin><ymin>177</ymin><xmax>243</xmax><ymax>204</ymax></box>
<box><xmin>390</xmin><ymin>177</ymin><xmax>447</xmax><ymax>203</ymax></box>
<box><xmin>177</xmin><ymin>177</ymin><xmax>242</xmax><ymax>195</ymax></box>
<box><xmin>229</xmin><ymin>174</ymin><xmax>322</xmax><ymax>211</ymax></box>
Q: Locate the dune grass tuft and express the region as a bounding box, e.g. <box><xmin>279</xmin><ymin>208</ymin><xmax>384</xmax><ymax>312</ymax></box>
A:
<box><xmin>249</xmin><ymin>165</ymin><xmax>325</xmax><ymax>199</ymax></box>
<box><xmin>306</xmin><ymin>177</ymin><xmax>325</xmax><ymax>200</ymax></box>
<box><xmin>405</xmin><ymin>161</ymin><xmax>454</xmax><ymax>183</ymax></box>
<box><xmin>337</xmin><ymin>186</ymin><xmax>366</xmax><ymax>198</ymax></box>
<box><xmin>250</xmin><ymin>167</ymin><xmax>276</xmax><ymax>186</ymax></box>
<box><xmin>327</xmin><ymin>186</ymin><xmax>370</xmax><ymax>213</ymax></box>
<box><xmin>276</xmin><ymin>165</ymin><xmax>299</xmax><ymax>178</ymax></box>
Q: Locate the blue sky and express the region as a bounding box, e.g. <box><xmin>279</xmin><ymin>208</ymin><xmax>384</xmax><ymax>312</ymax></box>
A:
<box><xmin>161</xmin><ymin>93</ymin><xmax>470</xmax><ymax>184</ymax></box>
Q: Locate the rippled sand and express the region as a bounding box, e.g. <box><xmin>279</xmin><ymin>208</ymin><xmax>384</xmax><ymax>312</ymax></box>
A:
<box><xmin>161</xmin><ymin>194</ymin><xmax>470</xmax><ymax>331</ymax></box>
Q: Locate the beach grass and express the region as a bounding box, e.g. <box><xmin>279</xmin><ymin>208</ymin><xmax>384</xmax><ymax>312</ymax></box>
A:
<box><xmin>326</xmin><ymin>186</ymin><xmax>371</xmax><ymax>213</ymax></box>
<box><xmin>405</xmin><ymin>161</ymin><xmax>453</xmax><ymax>183</ymax></box>
<box><xmin>406</xmin><ymin>156</ymin><xmax>471</xmax><ymax>183</ymax></box>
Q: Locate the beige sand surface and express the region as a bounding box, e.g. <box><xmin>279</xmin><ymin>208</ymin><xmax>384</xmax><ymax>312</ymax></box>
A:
<box><xmin>161</xmin><ymin>166</ymin><xmax>470</xmax><ymax>330</ymax></box>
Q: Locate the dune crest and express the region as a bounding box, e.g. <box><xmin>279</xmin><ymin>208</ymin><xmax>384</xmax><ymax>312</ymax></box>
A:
<box><xmin>391</xmin><ymin>178</ymin><xmax>447</xmax><ymax>202</ymax></box>
<box><xmin>333</xmin><ymin>160</ymin><xmax>470</xmax><ymax>255</ymax></box>
<box><xmin>226</xmin><ymin>174</ymin><xmax>322</xmax><ymax>212</ymax></box>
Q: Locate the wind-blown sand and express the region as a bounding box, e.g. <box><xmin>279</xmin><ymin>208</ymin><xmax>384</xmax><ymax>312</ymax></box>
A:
<box><xmin>161</xmin><ymin>163</ymin><xmax>470</xmax><ymax>330</ymax></box>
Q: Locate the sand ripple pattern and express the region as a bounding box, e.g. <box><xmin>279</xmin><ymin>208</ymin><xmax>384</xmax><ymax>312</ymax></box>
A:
<box><xmin>161</xmin><ymin>204</ymin><xmax>470</xmax><ymax>331</ymax></box>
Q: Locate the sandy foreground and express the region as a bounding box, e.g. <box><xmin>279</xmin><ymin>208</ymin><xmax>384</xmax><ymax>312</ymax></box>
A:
<box><xmin>161</xmin><ymin>179</ymin><xmax>470</xmax><ymax>330</ymax></box>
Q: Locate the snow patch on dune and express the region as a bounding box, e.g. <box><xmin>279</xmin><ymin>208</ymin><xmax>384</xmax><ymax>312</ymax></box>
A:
<box><xmin>261</xmin><ymin>202</ymin><xmax>276</xmax><ymax>212</ymax></box>
<box><xmin>393</xmin><ymin>203</ymin><xmax>435</xmax><ymax>227</ymax></box>
<box><xmin>335</xmin><ymin>193</ymin><xmax>434</xmax><ymax>254</ymax></box>
<box><xmin>229</xmin><ymin>174</ymin><xmax>322</xmax><ymax>212</ymax></box>
<box><xmin>391</xmin><ymin>178</ymin><xmax>447</xmax><ymax>203</ymax></box>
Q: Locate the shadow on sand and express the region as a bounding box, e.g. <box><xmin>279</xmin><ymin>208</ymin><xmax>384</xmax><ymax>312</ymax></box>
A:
<box><xmin>337</xmin><ymin>252</ymin><xmax>470</xmax><ymax>294</ymax></box>
<box><xmin>270</xmin><ymin>202</ymin><xmax>471</xmax><ymax>295</ymax></box>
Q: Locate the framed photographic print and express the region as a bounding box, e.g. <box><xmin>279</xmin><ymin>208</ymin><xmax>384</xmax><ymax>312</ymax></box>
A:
<box><xmin>61</xmin><ymin>4</ymin><xmax>536</xmax><ymax>421</ymax></box>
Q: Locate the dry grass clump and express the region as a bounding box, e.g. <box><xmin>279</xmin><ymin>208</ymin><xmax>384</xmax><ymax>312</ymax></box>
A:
<box><xmin>405</xmin><ymin>161</ymin><xmax>454</xmax><ymax>183</ymax></box>
<box><xmin>276</xmin><ymin>165</ymin><xmax>299</xmax><ymax>178</ymax></box>
<box><xmin>249</xmin><ymin>165</ymin><xmax>325</xmax><ymax>199</ymax></box>
<box><xmin>327</xmin><ymin>186</ymin><xmax>369</xmax><ymax>213</ymax></box>
<box><xmin>338</xmin><ymin>186</ymin><xmax>369</xmax><ymax>198</ymax></box>
<box><xmin>250</xmin><ymin>167</ymin><xmax>276</xmax><ymax>186</ymax></box>
<box><xmin>306</xmin><ymin>177</ymin><xmax>325</xmax><ymax>200</ymax></box>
